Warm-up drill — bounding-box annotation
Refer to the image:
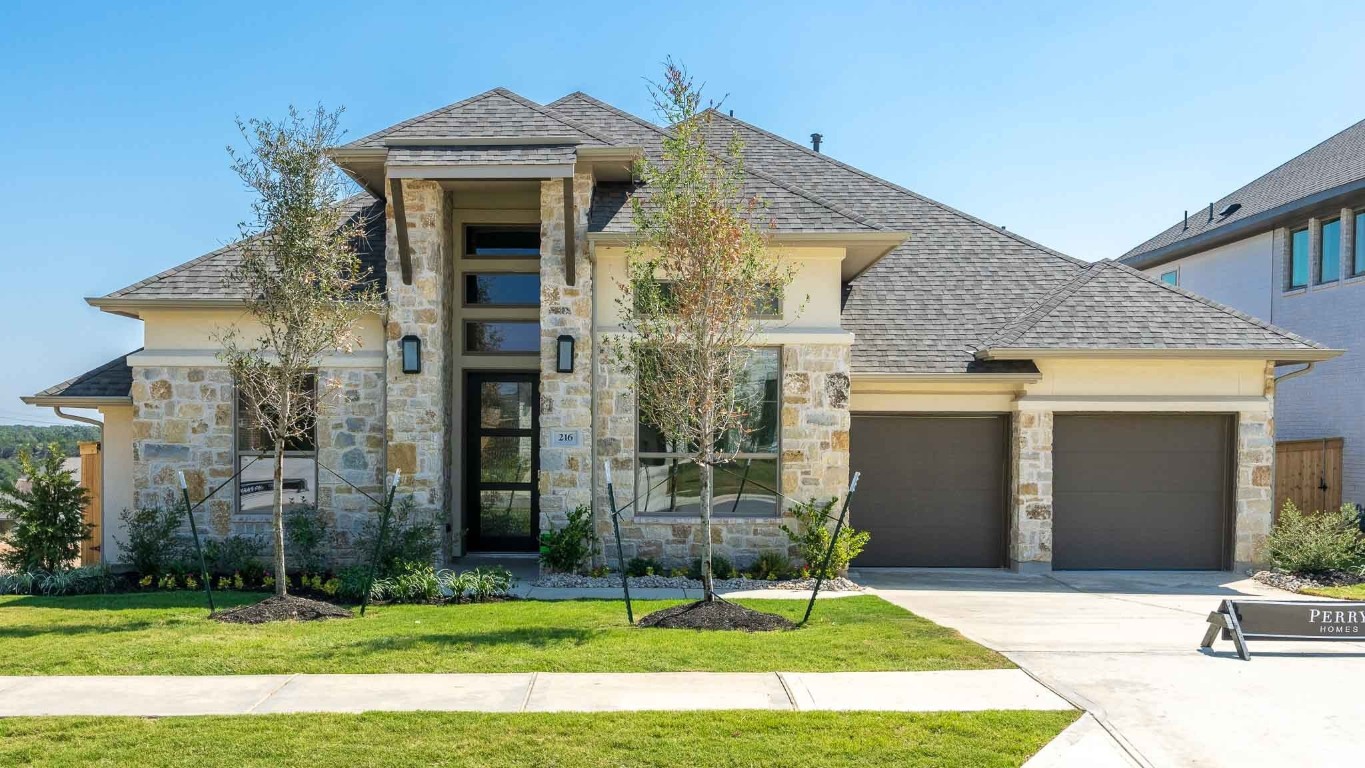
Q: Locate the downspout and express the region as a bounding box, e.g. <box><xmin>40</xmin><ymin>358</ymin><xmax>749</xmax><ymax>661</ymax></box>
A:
<box><xmin>1274</xmin><ymin>362</ymin><xmax>1315</xmax><ymax>385</ymax></box>
<box><xmin>52</xmin><ymin>407</ymin><xmax>103</xmax><ymax>430</ymax></box>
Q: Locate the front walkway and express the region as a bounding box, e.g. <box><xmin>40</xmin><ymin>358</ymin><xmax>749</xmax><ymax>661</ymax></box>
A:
<box><xmin>0</xmin><ymin>670</ymin><xmax>1069</xmax><ymax>717</ymax></box>
<box><xmin>857</xmin><ymin>568</ymin><xmax>1365</xmax><ymax>768</ymax></box>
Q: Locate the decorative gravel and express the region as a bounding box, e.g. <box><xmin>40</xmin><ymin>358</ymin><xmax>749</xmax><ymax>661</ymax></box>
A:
<box><xmin>533</xmin><ymin>573</ymin><xmax>863</xmax><ymax>592</ymax></box>
<box><xmin>1252</xmin><ymin>569</ymin><xmax>1365</xmax><ymax>594</ymax></box>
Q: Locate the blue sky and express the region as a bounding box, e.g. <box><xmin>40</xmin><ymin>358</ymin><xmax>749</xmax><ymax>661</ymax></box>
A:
<box><xmin>3</xmin><ymin>1</ymin><xmax>1363</xmax><ymax>425</ymax></box>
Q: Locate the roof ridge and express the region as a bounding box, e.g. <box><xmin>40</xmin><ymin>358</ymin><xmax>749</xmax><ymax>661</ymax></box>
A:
<box><xmin>553</xmin><ymin>93</ymin><xmax>882</xmax><ymax>231</ymax></box>
<box><xmin>1104</xmin><ymin>259</ymin><xmax>1325</xmax><ymax>349</ymax></box>
<box><xmin>102</xmin><ymin>193</ymin><xmax>374</xmax><ymax>299</ymax></box>
<box><xmin>1123</xmin><ymin>116</ymin><xmax>1365</xmax><ymax>260</ymax></box>
<box><xmin>703</xmin><ymin>110</ymin><xmax>1085</xmax><ymax>267</ymax></box>
<box><xmin>342</xmin><ymin>89</ymin><xmax>503</xmax><ymax>148</ymax></box>
<box><xmin>489</xmin><ymin>87</ymin><xmax>621</xmax><ymax>146</ymax></box>
<box><xmin>979</xmin><ymin>262</ymin><xmax>1105</xmax><ymax>350</ymax></box>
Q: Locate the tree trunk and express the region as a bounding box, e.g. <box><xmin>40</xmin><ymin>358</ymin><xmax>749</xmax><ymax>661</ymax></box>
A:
<box><xmin>700</xmin><ymin>459</ymin><xmax>715</xmax><ymax>601</ymax></box>
<box><xmin>272</xmin><ymin>440</ymin><xmax>287</xmax><ymax>597</ymax></box>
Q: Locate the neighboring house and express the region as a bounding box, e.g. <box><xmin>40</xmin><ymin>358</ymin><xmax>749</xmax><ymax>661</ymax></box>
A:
<box><xmin>24</xmin><ymin>88</ymin><xmax>1337</xmax><ymax>574</ymax></box>
<box><xmin>1121</xmin><ymin>119</ymin><xmax>1365</xmax><ymax>511</ymax></box>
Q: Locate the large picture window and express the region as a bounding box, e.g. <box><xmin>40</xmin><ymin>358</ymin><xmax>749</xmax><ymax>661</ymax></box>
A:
<box><xmin>236</xmin><ymin>376</ymin><xmax>317</xmax><ymax>516</ymax></box>
<box><xmin>636</xmin><ymin>348</ymin><xmax>781</xmax><ymax>517</ymax></box>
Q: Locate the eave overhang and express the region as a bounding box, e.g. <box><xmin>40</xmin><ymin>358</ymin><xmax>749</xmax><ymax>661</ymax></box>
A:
<box><xmin>21</xmin><ymin>396</ymin><xmax>132</xmax><ymax>408</ymax></box>
<box><xmin>976</xmin><ymin>346</ymin><xmax>1343</xmax><ymax>365</ymax></box>
<box><xmin>587</xmin><ymin>231</ymin><xmax>909</xmax><ymax>280</ymax></box>
<box><xmin>85</xmin><ymin>296</ymin><xmax>245</xmax><ymax>319</ymax></box>
<box><xmin>854</xmin><ymin>371</ymin><xmax>1043</xmax><ymax>385</ymax></box>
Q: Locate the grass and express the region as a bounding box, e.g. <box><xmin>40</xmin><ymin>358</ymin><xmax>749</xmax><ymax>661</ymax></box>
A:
<box><xmin>0</xmin><ymin>710</ymin><xmax>1078</xmax><ymax>768</ymax></box>
<box><xmin>1302</xmin><ymin>583</ymin><xmax>1365</xmax><ymax>600</ymax></box>
<box><xmin>0</xmin><ymin>593</ymin><xmax>1007</xmax><ymax>675</ymax></box>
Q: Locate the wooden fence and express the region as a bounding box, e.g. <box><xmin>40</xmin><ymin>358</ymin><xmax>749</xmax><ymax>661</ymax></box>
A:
<box><xmin>78</xmin><ymin>441</ymin><xmax>101</xmax><ymax>565</ymax></box>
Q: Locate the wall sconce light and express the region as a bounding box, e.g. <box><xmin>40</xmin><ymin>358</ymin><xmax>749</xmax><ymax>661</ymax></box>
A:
<box><xmin>401</xmin><ymin>335</ymin><xmax>421</xmax><ymax>374</ymax></box>
<box><xmin>556</xmin><ymin>334</ymin><xmax>575</xmax><ymax>373</ymax></box>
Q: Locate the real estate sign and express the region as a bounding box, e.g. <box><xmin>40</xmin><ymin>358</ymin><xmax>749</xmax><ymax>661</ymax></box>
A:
<box><xmin>1201</xmin><ymin>599</ymin><xmax>1365</xmax><ymax>660</ymax></box>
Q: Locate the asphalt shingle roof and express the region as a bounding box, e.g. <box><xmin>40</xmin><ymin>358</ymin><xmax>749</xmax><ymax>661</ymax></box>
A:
<box><xmin>979</xmin><ymin>260</ymin><xmax>1325</xmax><ymax>353</ymax></box>
<box><xmin>1123</xmin><ymin>118</ymin><xmax>1365</xmax><ymax>263</ymax></box>
<box><xmin>27</xmin><ymin>351</ymin><xmax>137</xmax><ymax>401</ymax></box>
<box><xmin>341</xmin><ymin>88</ymin><xmax>615</xmax><ymax>149</ymax></box>
<box><xmin>103</xmin><ymin>195</ymin><xmax>385</xmax><ymax>300</ymax></box>
<box><xmin>387</xmin><ymin>145</ymin><xmax>577</xmax><ymax>166</ymax></box>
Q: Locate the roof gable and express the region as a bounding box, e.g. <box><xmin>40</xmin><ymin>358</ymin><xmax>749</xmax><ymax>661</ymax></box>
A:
<box><xmin>341</xmin><ymin>88</ymin><xmax>616</xmax><ymax>149</ymax></box>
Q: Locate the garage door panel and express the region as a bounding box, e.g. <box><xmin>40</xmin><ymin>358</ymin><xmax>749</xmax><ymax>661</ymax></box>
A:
<box><xmin>1054</xmin><ymin>414</ymin><xmax>1231</xmax><ymax>570</ymax></box>
<box><xmin>851</xmin><ymin>415</ymin><xmax>1006</xmax><ymax>568</ymax></box>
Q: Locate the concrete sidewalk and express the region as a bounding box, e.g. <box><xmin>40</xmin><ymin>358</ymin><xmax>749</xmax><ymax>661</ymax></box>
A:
<box><xmin>0</xmin><ymin>670</ymin><xmax>1071</xmax><ymax>717</ymax></box>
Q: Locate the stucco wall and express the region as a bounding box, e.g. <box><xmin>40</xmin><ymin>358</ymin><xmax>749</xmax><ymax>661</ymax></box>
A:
<box><xmin>97</xmin><ymin>404</ymin><xmax>135</xmax><ymax>563</ymax></box>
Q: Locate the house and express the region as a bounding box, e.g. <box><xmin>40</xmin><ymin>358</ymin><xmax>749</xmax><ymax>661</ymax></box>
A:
<box><xmin>23</xmin><ymin>88</ymin><xmax>1338</xmax><ymax>574</ymax></box>
<box><xmin>1121</xmin><ymin>119</ymin><xmax>1365</xmax><ymax>514</ymax></box>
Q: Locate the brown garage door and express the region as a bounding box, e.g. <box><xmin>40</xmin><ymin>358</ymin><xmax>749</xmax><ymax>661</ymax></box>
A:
<box><xmin>850</xmin><ymin>415</ymin><xmax>1007</xmax><ymax>567</ymax></box>
<box><xmin>1053</xmin><ymin>414</ymin><xmax>1233</xmax><ymax>570</ymax></box>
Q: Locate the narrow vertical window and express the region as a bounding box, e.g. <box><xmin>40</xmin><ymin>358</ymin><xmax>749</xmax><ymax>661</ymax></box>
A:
<box><xmin>1320</xmin><ymin>218</ymin><xmax>1340</xmax><ymax>283</ymax></box>
<box><xmin>1354</xmin><ymin>211</ymin><xmax>1365</xmax><ymax>277</ymax></box>
<box><xmin>1289</xmin><ymin>228</ymin><xmax>1309</xmax><ymax>289</ymax></box>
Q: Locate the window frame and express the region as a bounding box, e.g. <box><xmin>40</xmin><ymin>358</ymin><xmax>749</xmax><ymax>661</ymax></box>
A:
<box><xmin>1319</xmin><ymin>217</ymin><xmax>1342</xmax><ymax>284</ymax></box>
<box><xmin>233</xmin><ymin>374</ymin><xmax>320</xmax><ymax>517</ymax></box>
<box><xmin>463</xmin><ymin>224</ymin><xmax>542</xmax><ymax>258</ymax></box>
<box><xmin>634</xmin><ymin>346</ymin><xmax>783</xmax><ymax>519</ymax></box>
<box><xmin>1288</xmin><ymin>226</ymin><xmax>1310</xmax><ymax>290</ymax></box>
<box><xmin>1159</xmin><ymin>269</ymin><xmax>1178</xmax><ymax>287</ymax></box>
<box><xmin>1354</xmin><ymin>210</ymin><xmax>1365</xmax><ymax>278</ymax></box>
<box><xmin>462</xmin><ymin>272</ymin><xmax>542</xmax><ymax>308</ymax></box>
<box><xmin>463</xmin><ymin>319</ymin><xmax>542</xmax><ymax>356</ymax></box>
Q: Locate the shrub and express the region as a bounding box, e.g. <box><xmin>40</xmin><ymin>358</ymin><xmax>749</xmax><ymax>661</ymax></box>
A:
<box><xmin>752</xmin><ymin>550</ymin><xmax>793</xmax><ymax>581</ymax></box>
<box><xmin>0</xmin><ymin>570</ymin><xmax>39</xmax><ymax>595</ymax></box>
<box><xmin>0</xmin><ymin>445</ymin><xmax>90</xmax><ymax>572</ymax></box>
<box><xmin>442</xmin><ymin>566</ymin><xmax>515</xmax><ymax>602</ymax></box>
<box><xmin>539</xmin><ymin>504</ymin><xmax>593</xmax><ymax>574</ymax></box>
<box><xmin>116</xmin><ymin>506</ymin><xmax>182</xmax><ymax>577</ymax></box>
<box><xmin>689</xmin><ymin>554</ymin><xmax>734</xmax><ymax>581</ymax></box>
<box><xmin>781</xmin><ymin>497</ymin><xmax>871</xmax><ymax>578</ymax></box>
<box><xmin>284</xmin><ymin>503</ymin><xmax>331</xmax><ymax>574</ymax></box>
<box><xmin>626</xmin><ymin>556</ymin><xmax>663</xmax><ymax>577</ymax></box>
<box><xmin>354</xmin><ymin>496</ymin><xmax>439</xmax><ymax>577</ymax></box>
<box><xmin>203</xmin><ymin>535</ymin><xmax>264</xmax><ymax>576</ymax></box>
<box><xmin>1268</xmin><ymin>501</ymin><xmax>1365</xmax><ymax>575</ymax></box>
<box><xmin>0</xmin><ymin>566</ymin><xmax>119</xmax><ymax>596</ymax></box>
<box><xmin>371</xmin><ymin>560</ymin><xmax>443</xmax><ymax>603</ymax></box>
<box><xmin>335</xmin><ymin>565</ymin><xmax>372</xmax><ymax>602</ymax></box>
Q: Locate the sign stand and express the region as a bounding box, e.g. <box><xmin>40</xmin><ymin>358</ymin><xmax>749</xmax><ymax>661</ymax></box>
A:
<box><xmin>1201</xmin><ymin>598</ymin><xmax>1365</xmax><ymax>660</ymax></box>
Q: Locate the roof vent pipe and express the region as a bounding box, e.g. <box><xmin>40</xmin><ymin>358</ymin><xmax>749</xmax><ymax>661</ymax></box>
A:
<box><xmin>1207</xmin><ymin>203</ymin><xmax>1214</xmax><ymax>223</ymax></box>
<box><xmin>810</xmin><ymin>133</ymin><xmax>823</xmax><ymax>153</ymax></box>
<box><xmin>1183</xmin><ymin>210</ymin><xmax>1188</xmax><ymax>231</ymax></box>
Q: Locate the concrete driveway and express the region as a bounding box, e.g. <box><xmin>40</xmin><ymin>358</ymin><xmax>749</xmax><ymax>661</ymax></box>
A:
<box><xmin>854</xmin><ymin>568</ymin><xmax>1365</xmax><ymax>768</ymax></box>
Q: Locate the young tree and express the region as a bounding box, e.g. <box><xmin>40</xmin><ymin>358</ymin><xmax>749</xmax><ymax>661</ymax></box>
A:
<box><xmin>612</xmin><ymin>62</ymin><xmax>797</xmax><ymax>600</ymax></box>
<box><xmin>0</xmin><ymin>444</ymin><xmax>89</xmax><ymax>572</ymax></box>
<box><xmin>216</xmin><ymin>106</ymin><xmax>380</xmax><ymax>597</ymax></box>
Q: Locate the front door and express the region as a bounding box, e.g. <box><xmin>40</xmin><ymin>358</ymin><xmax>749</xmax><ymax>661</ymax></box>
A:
<box><xmin>465</xmin><ymin>372</ymin><xmax>539</xmax><ymax>551</ymax></box>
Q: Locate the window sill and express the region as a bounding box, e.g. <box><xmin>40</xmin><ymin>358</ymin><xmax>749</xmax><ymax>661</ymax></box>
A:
<box><xmin>1282</xmin><ymin>287</ymin><xmax>1308</xmax><ymax>297</ymax></box>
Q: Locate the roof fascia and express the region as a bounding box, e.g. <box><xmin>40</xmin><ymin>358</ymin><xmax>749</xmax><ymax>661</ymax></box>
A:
<box><xmin>382</xmin><ymin>135</ymin><xmax>583</xmax><ymax>147</ymax></box>
<box><xmin>21</xmin><ymin>396</ymin><xmax>133</xmax><ymax>407</ymax></box>
<box><xmin>386</xmin><ymin>164</ymin><xmax>574</xmax><ymax>179</ymax></box>
<box><xmin>1123</xmin><ymin>177</ymin><xmax>1365</xmax><ymax>269</ymax></box>
<box><xmin>855</xmin><ymin>372</ymin><xmax>1042</xmax><ymax>384</ymax></box>
<box><xmin>978</xmin><ymin>347</ymin><xmax>1343</xmax><ymax>363</ymax></box>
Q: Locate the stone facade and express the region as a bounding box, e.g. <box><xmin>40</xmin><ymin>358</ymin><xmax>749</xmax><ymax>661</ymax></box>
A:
<box><xmin>1234</xmin><ymin>363</ymin><xmax>1276</xmax><ymax>568</ymax></box>
<box><xmin>590</xmin><ymin>341</ymin><xmax>852</xmax><ymax>569</ymax></box>
<box><xmin>1009</xmin><ymin>410</ymin><xmax>1054</xmax><ymax>569</ymax></box>
<box><xmin>128</xmin><ymin>364</ymin><xmax>383</xmax><ymax>561</ymax></box>
<box><xmin>538</xmin><ymin>172</ymin><xmax>595</xmax><ymax>531</ymax></box>
<box><xmin>384</xmin><ymin>179</ymin><xmax>450</xmax><ymax>540</ymax></box>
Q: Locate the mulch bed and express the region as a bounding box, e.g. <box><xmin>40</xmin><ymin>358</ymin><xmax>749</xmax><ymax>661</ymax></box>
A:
<box><xmin>211</xmin><ymin>595</ymin><xmax>353</xmax><ymax>624</ymax></box>
<box><xmin>636</xmin><ymin>599</ymin><xmax>797</xmax><ymax>631</ymax></box>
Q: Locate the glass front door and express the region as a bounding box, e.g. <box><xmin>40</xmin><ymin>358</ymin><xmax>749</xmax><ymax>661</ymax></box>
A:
<box><xmin>465</xmin><ymin>372</ymin><xmax>539</xmax><ymax>551</ymax></box>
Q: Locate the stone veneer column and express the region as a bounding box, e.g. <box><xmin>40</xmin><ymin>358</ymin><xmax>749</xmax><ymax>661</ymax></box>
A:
<box><xmin>1234</xmin><ymin>363</ymin><xmax>1276</xmax><ymax>569</ymax></box>
<box><xmin>316</xmin><ymin>367</ymin><xmax>386</xmax><ymax>561</ymax></box>
<box><xmin>538</xmin><ymin>172</ymin><xmax>595</xmax><ymax>532</ymax></box>
<box><xmin>780</xmin><ymin>344</ymin><xmax>852</xmax><ymax>507</ymax></box>
<box><xmin>1010</xmin><ymin>410</ymin><xmax>1053</xmax><ymax>571</ymax></box>
<box><xmin>131</xmin><ymin>366</ymin><xmax>236</xmax><ymax>537</ymax></box>
<box><xmin>384</xmin><ymin>179</ymin><xmax>449</xmax><ymax>528</ymax></box>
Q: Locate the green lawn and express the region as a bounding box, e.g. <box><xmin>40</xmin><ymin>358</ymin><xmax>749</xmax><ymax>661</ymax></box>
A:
<box><xmin>1302</xmin><ymin>584</ymin><xmax>1365</xmax><ymax>600</ymax></box>
<box><xmin>0</xmin><ymin>710</ymin><xmax>1078</xmax><ymax>768</ymax></box>
<box><xmin>0</xmin><ymin>593</ymin><xmax>1007</xmax><ymax>675</ymax></box>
